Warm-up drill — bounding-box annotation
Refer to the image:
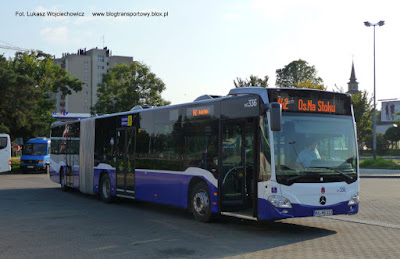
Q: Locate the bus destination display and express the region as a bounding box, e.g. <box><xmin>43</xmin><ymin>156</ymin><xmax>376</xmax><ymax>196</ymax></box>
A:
<box><xmin>268</xmin><ymin>89</ymin><xmax>351</xmax><ymax>115</ymax></box>
<box><xmin>187</xmin><ymin>105</ymin><xmax>214</xmax><ymax>118</ymax></box>
<box><xmin>278</xmin><ymin>98</ymin><xmax>336</xmax><ymax>113</ymax></box>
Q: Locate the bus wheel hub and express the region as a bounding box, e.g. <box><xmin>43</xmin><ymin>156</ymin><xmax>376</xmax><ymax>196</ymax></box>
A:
<box><xmin>193</xmin><ymin>191</ymin><xmax>209</xmax><ymax>214</ymax></box>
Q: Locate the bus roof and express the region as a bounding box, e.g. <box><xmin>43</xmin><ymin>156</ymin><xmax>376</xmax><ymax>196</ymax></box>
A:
<box><xmin>26</xmin><ymin>137</ymin><xmax>50</xmax><ymax>144</ymax></box>
<box><xmin>50</xmin><ymin>87</ymin><xmax>352</xmax><ymax>128</ymax></box>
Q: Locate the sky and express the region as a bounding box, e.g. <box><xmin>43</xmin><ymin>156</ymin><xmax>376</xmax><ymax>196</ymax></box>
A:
<box><xmin>1</xmin><ymin>0</ymin><xmax>399</xmax><ymax>109</ymax></box>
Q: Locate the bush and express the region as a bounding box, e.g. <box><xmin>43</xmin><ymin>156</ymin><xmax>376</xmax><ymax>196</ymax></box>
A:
<box><xmin>11</xmin><ymin>157</ymin><xmax>22</xmax><ymax>173</ymax></box>
<box><xmin>364</xmin><ymin>133</ymin><xmax>389</xmax><ymax>155</ymax></box>
<box><xmin>382</xmin><ymin>149</ymin><xmax>400</xmax><ymax>156</ymax></box>
<box><xmin>360</xmin><ymin>158</ymin><xmax>400</xmax><ymax>169</ymax></box>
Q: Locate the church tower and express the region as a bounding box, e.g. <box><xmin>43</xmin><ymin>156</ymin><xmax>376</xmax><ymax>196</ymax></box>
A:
<box><xmin>347</xmin><ymin>61</ymin><xmax>359</xmax><ymax>94</ymax></box>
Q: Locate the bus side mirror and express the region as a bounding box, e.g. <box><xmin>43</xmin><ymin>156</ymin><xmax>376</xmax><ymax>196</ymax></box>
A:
<box><xmin>270</xmin><ymin>102</ymin><xmax>282</xmax><ymax>131</ymax></box>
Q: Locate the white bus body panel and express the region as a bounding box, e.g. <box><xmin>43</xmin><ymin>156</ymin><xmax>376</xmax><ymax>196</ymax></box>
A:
<box><xmin>0</xmin><ymin>134</ymin><xmax>11</xmax><ymax>173</ymax></box>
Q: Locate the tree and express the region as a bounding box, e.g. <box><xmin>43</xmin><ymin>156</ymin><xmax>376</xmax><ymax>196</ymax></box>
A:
<box><xmin>275</xmin><ymin>59</ymin><xmax>324</xmax><ymax>88</ymax></box>
<box><xmin>351</xmin><ymin>90</ymin><xmax>373</xmax><ymax>149</ymax></box>
<box><xmin>0</xmin><ymin>51</ymin><xmax>83</xmax><ymax>141</ymax></box>
<box><xmin>296</xmin><ymin>79</ymin><xmax>326</xmax><ymax>90</ymax></box>
<box><xmin>332</xmin><ymin>87</ymin><xmax>374</xmax><ymax>151</ymax></box>
<box><xmin>0</xmin><ymin>55</ymin><xmax>35</xmax><ymax>139</ymax></box>
<box><xmin>10</xmin><ymin>51</ymin><xmax>83</xmax><ymax>95</ymax></box>
<box><xmin>92</xmin><ymin>62</ymin><xmax>170</xmax><ymax>115</ymax></box>
<box><xmin>234</xmin><ymin>75</ymin><xmax>269</xmax><ymax>88</ymax></box>
<box><xmin>365</xmin><ymin>133</ymin><xmax>388</xmax><ymax>154</ymax></box>
<box><xmin>384</xmin><ymin>126</ymin><xmax>400</xmax><ymax>149</ymax></box>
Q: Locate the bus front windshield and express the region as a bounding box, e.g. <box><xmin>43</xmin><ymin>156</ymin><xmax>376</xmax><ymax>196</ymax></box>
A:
<box><xmin>23</xmin><ymin>143</ymin><xmax>48</xmax><ymax>156</ymax></box>
<box><xmin>272</xmin><ymin>113</ymin><xmax>357</xmax><ymax>185</ymax></box>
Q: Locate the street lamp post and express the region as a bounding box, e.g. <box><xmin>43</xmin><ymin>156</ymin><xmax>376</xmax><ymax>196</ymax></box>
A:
<box><xmin>364</xmin><ymin>20</ymin><xmax>385</xmax><ymax>160</ymax></box>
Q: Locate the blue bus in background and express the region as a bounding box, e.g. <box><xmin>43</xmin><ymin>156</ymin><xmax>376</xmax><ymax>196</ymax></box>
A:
<box><xmin>21</xmin><ymin>137</ymin><xmax>51</xmax><ymax>173</ymax></box>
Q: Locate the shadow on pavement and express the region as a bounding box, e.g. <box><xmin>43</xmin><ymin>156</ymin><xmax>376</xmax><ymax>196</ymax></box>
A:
<box><xmin>0</xmin><ymin>186</ymin><xmax>337</xmax><ymax>258</ymax></box>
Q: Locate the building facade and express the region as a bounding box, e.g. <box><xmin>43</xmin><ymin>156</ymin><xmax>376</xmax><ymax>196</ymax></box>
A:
<box><xmin>381</xmin><ymin>100</ymin><xmax>400</xmax><ymax>122</ymax></box>
<box><xmin>53</xmin><ymin>47</ymin><xmax>133</xmax><ymax>119</ymax></box>
<box><xmin>377</xmin><ymin>100</ymin><xmax>400</xmax><ymax>133</ymax></box>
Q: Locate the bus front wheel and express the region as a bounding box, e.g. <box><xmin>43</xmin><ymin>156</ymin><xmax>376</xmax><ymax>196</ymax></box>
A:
<box><xmin>100</xmin><ymin>174</ymin><xmax>113</xmax><ymax>203</ymax></box>
<box><xmin>191</xmin><ymin>181</ymin><xmax>212</xmax><ymax>222</ymax></box>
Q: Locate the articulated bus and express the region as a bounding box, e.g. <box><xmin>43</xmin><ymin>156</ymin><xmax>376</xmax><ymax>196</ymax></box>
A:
<box><xmin>0</xmin><ymin>133</ymin><xmax>11</xmax><ymax>173</ymax></box>
<box><xmin>49</xmin><ymin>87</ymin><xmax>359</xmax><ymax>222</ymax></box>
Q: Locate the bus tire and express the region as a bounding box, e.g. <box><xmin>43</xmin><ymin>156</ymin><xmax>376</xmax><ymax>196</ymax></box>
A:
<box><xmin>60</xmin><ymin>168</ymin><xmax>68</xmax><ymax>192</ymax></box>
<box><xmin>100</xmin><ymin>174</ymin><xmax>113</xmax><ymax>203</ymax></box>
<box><xmin>191</xmin><ymin>181</ymin><xmax>212</xmax><ymax>223</ymax></box>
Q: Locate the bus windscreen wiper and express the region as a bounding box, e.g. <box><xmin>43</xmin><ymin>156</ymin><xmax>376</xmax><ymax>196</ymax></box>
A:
<box><xmin>308</xmin><ymin>166</ymin><xmax>353</xmax><ymax>180</ymax></box>
<box><xmin>285</xmin><ymin>170</ymin><xmax>321</xmax><ymax>184</ymax></box>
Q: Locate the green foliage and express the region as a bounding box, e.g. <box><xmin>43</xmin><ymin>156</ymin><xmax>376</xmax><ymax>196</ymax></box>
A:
<box><xmin>92</xmin><ymin>62</ymin><xmax>170</xmax><ymax>114</ymax></box>
<box><xmin>351</xmin><ymin>90</ymin><xmax>373</xmax><ymax>147</ymax></box>
<box><xmin>360</xmin><ymin>157</ymin><xmax>400</xmax><ymax>169</ymax></box>
<box><xmin>296</xmin><ymin>79</ymin><xmax>326</xmax><ymax>90</ymax></box>
<box><xmin>275</xmin><ymin>59</ymin><xmax>323</xmax><ymax>88</ymax></box>
<box><xmin>381</xmin><ymin>149</ymin><xmax>400</xmax><ymax>156</ymax></box>
<box><xmin>11</xmin><ymin>157</ymin><xmax>21</xmax><ymax>172</ymax></box>
<box><xmin>11</xmin><ymin>51</ymin><xmax>82</xmax><ymax>95</ymax></box>
<box><xmin>234</xmin><ymin>75</ymin><xmax>269</xmax><ymax>88</ymax></box>
<box><xmin>365</xmin><ymin>133</ymin><xmax>388</xmax><ymax>154</ymax></box>
<box><xmin>0</xmin><ymin>51</ymin><xmax>83</xmax><ymax>141</ymax></box>
<box><xmin>384</xmin><ymin>125</ymin><xmax>400</xmax><ymax>149</ymax></box>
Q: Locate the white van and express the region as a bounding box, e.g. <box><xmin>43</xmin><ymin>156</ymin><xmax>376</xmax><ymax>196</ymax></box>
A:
<box><xmin>0</xmin><ymin>134</ymin><xmax>11</xmax><ymax>173</ymax></box>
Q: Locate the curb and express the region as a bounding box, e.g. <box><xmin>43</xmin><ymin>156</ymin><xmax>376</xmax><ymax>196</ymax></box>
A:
<box><xmin>360</xmin><ymin>175</ymin><xmax>400</xmax><ymax>178</ymax></box>
<box><xmin>360</xmin><ymin>168</ymin><xmax>400</xmax><ymax>170</ymax></box>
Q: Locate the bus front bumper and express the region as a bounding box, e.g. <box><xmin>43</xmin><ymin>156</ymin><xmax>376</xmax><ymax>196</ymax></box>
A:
<box><xmin>258</xmin><ymin>198</ymin><xmax>359</xmax><ymax>220</ymax></box>
<box><xmin>20</xmin><ymin>163</ymin><xmax>48</xmax><ymax>171</ymax></box>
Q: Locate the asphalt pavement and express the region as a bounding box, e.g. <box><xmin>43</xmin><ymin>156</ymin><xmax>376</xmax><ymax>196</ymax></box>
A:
<box><xmin>1</xmin><ymin>174</ymin><xmax>400</xmax><ymax>258</ymax></box>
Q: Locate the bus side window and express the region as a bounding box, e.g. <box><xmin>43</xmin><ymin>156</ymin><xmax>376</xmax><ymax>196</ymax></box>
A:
<box><xmin>0</xmin><ymin>137</ymin><xmax>7</xmax><ymax>149</ymax></box>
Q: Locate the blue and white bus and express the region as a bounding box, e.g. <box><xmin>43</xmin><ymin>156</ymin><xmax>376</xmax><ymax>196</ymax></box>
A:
<box><xmin>49</xmin><ymin>87</ymin><xmax>359</xmax><ymax>222</ymax></box>
<box><xmin>0</xmin><ymin>133</ymin><xmax>11</xmax><ymax>173</ymax></box>
<box><xmin>20</xmin><ymin>137</ymin><xmax>51</xmax><ymax>173</ymax></box>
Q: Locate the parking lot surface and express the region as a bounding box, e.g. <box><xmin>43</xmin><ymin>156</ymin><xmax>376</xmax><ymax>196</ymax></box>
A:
<box><xmin>0</xmin><ymin>174</ymin><xmax>399</xmax><ymax>258</ymax></box>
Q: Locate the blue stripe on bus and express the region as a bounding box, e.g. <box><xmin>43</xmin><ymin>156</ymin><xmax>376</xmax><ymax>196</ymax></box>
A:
<box><xmin>93</xmin><ymin>168</ymin><xmax>219</xmax><ymax>213</ymax></box>
<box><xmin>258</xmin><ymin>199</ymin><xmax>359</xmax><ymax>220</ymax></box>
<box><xmin>93</xmin><ymin>168</ymin><xmax>117</xmax><ymax>196</ymax></box>
<box><xmin>49</xmin><ymin>167</ymin><xmax>59</xmax><ymax>183</ymax></box>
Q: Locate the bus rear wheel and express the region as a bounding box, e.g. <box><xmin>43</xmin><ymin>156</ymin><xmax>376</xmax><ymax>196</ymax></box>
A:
<box><xmin>191</xmin><ymin>182</ymin><xmax>212</xmax><ymax>222</ymax></box>
<box><xmin>100</xmin><ymin>174</ymin><xmax>113</xmax><ymax>203</ymax></box>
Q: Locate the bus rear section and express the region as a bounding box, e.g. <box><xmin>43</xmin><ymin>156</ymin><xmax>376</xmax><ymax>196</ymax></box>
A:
<box><xmin>20</xmin><ymin>138</ymin><xmax>51</xmax><ymax>173</ymax></box>
<box><xmin>0</xmin><ymin>134</ymin><xmax>11</xmax><ymax>173</ymax></box>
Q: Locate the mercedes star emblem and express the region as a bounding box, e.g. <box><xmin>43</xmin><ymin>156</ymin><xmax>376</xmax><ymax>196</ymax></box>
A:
<box><xmin>320</xmin><ymin>196</ymin><xmax>327</xmax><ymax>205</ymax></box>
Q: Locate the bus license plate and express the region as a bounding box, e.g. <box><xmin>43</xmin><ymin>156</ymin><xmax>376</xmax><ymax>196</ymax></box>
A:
<box><xmin>314</xmin><ymin>209</ymin><xmax>333</xmax><ymax>217</ymax></box>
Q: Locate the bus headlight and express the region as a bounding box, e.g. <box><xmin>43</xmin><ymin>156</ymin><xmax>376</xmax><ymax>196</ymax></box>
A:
<box><xmin>268</xmin><ymin>195</ymin><xmax>292</xmax><ymax>208</ymax></box>
<box><xmin>348</xmin><ymin>193</ymin><xmax>359</xmax><ymax>206</ymax></box>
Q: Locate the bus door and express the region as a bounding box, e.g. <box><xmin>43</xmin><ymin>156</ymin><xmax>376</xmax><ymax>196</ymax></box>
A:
<box><xmin>220</xmin><ymin>121</ymin><xmax>247</xmax><ymax>212</ymax></box>
<box><xmin>220</xmin><ymin>120</ymin><xmax>257</xmax><ymax>216</ymax></box>
<box><xmin>65</xmin><ymin>138</ymin><xmax>75</xmax><ymax>187</ymax></box>
<box><xmin>116</xmin><ymin>128</ymin><xmax>136</xmax><ymax>197</ymax></box>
